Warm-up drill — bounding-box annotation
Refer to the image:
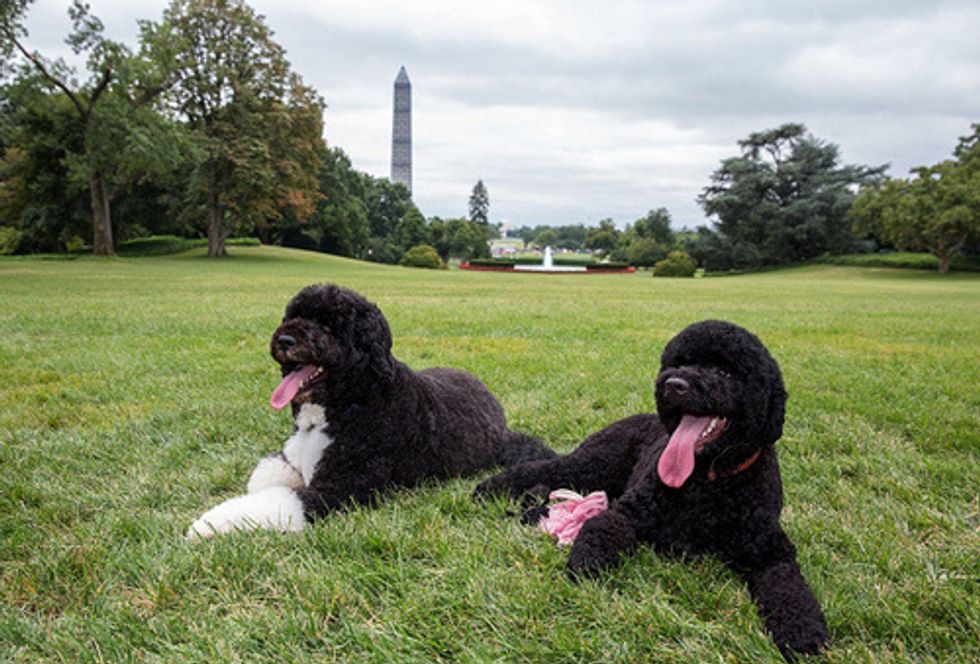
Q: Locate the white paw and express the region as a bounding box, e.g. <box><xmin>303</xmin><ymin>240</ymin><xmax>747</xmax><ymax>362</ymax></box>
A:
<box><xmin>186</xmin><ymin>486</ymin><xmax>307</xmax><ymax>540</ymax></box>
<box><xmin>247</xmin><ymin>454</ymin><xmax>304</xmax><ymax>493</ymax></box>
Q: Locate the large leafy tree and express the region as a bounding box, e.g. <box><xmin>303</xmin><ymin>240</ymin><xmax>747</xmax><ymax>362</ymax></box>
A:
<box><xmin>0</xmin><ymin>82</ymin><xmax>87</xmax><ymax>252</ymax></box>
<box><xmin>631</xmin><ymin>207</ymin><xmax>674</xmax><ymax>245</ymax></box>
<box><xmin>293</xmin><ymin>148</ymin><xmax>421</xmax><ymax>263</ymax></box>
<box><xmin>364</xmin><ymin>177</ymin><xmax>411</xmax><ymax>241</ymax></box>
<box><xmin>584</xmin><ymin>218</ymin><xmax>620</xmax><ymax>256</ymax></box>
<box><xmin>695</xmin><ymin>123</ymin><xmax>885</xmax><ymax>270</ymax></box>
<box><xmin>309</xmin><ymin>146</ymin><xmax>369</xmax><ymax>258</ymax></box>
<box><xmin>1</xmin><ymin>0</ymin><xmax>181</xmax><ymax>255</ymax></box>
<box><xmin>161</xmin><ymin>0</ymin><xmax>324</xmax><ymax>257</ymax></box>
<box><xmin>851</xmin><ymin>124</ymin><xmax>980</xmax><ymax>274</ymax></box>
<box><xmin>468</xmin><ymin>179</ymin><xmax>489</xmax><ymax>225</ymax></box>
<box><xmin>394</xmin><ymin>205</ymin><xmax>428</xmax><ymax>254</ymax></box>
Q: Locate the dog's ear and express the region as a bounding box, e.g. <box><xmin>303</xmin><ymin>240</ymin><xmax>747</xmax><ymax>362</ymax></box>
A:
<box><xmin>756</xmin><ymin>354</ymin><xmax>787</xmax><ymax>445</ymax></box>
<box><xmin>351</xmin><ymin>299</ymin><xmax>395</xmax><ymax>382</ymax></box>
<box><xmin>365</xmin><ymin>328</ymin><xmax>395</xmax><ymax>382</ymax></box>
<box><xmin>762</xmin><ymin>378</ymin><xmax>787</xmax><ymax>445</ymax></box>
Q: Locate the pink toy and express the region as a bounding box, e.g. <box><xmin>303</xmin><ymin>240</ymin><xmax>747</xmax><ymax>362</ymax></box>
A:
<box><xmin>539</xmin><ymin>489</ymin><xmax>608</xmax><ymax>545</ymax></box>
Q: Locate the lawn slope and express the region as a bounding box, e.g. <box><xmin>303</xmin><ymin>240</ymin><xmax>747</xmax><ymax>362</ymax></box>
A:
<box><xmin>1</xmin><ymin>247</ymin><xmax>977</xmax><ymax>662</ymax></box>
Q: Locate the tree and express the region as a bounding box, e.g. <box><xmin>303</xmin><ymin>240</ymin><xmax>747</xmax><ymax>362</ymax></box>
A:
<box><xmin>161</xmin><ymin>0</ymin><xmax>324</xmax><ymax>257</ymax></box>
<box><xmin>585</xmin><ymin>218</ymin><xmax>620</xmax><ymax>255</ymax></box>
<box><xmin>696</xmin><ymin>123</ymin><xmax>886</xmax><ymax>269</ymax></box>
<box><xmin>554</xmin><ymin>224</ymin><xmax>587</xmax><ymax>250</ymax></box>
<box><xmin>851</xmin><ymin>125</ymin><xmax>980</xmax><ymax>274</ymax></box>
<box><xmin>365</xmin><ymin>236</ymin><xmax>400</xmax><ymax>264</ymax></box>
<box><xmin>428</xmin><ymin>216</ymin><xmax>490</xmax><ymax>260</ymax></box>
<box><xmin>1</xmin><ymin>0</ymin><xmax>181</xmax><ymax>255</ymax></box>
<box><xmin>619</xmin><ymin>208</ymin><xmax>675</xmax><ymax>266</ymax></box>
<box><xmin>632</xmin><ymin>208</ymin><xmax>674</xmax><ymax>245</ymax></box>
<box><xmin>468</xmin><ymin>179</ymin><xmax>489</xmax><ymax>225</ymax></box>
<box><xmin>534</xmin><ymin>228</ymin><xmax>558</xmax><ymax>248</ymax></box>
<box><xmin>625</xmin><ymin>237</ymin><xmax>668</xmax><ymax>267</ymax></box>
<box><xmin>281</xmin><ymin>147</ymin><xmax>419</xmax><ymax>263</ymax></box>
<box><xmin>395</xmin><ymin>205</ymin><xmax>428</xmax><ymax>253</ymax></box>
<box><xmin>310</xmin><ymin>147</ymin><xmax>369</xmax><ymax>258</ymax></box>
<box><xmin>0</xmin><ymin>83</ymin><xmax>88</xmax><ymax>251</ymax></box>
<box><xmin>364</xmin><ymin>176</ymin><xmax>411</xmax><ymax>242</ymax></box>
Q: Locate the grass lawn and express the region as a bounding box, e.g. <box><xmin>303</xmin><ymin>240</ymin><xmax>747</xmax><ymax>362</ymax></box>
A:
<box><xmin>1</xmin><ymin>246</ymin><xmax>978</xmax><ymax>662</ymax></box>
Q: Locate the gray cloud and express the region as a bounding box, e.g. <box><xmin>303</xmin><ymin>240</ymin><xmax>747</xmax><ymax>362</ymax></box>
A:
<box><xmin>20</xmin><ymin>0</ymin><xmax>980</xmax><ymax>228</ymax></box>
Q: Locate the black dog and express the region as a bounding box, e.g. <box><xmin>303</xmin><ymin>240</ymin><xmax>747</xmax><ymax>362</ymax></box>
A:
<box><xmin>475</xmin><ymin>320</ymin><xmax>828</xmax><ymax>660</ymax></box>
<box><xmin>188</xmin><ymin>283</ymin><xmax>553</xmax><ymax>539</ymax></box>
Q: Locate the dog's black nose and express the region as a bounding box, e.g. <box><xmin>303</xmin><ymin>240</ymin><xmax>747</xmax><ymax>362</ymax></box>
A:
<box><xmin>664</xmin><ymin>376</ymin><xmax>690</xmax><ymax>396</ymax></box>
<box><xmin>276</xmin><ymin>334</ymin><xmax>297</xmax><ymax>350</ymax></box>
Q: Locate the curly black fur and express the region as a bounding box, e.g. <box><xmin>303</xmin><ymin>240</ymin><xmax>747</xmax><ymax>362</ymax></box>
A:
<box><xmin>475</xmin><ymin>320</ymin><xmax>828</xmax><ymax>660</ymax></box>
<box><xmin>273</xmin><ymin>283</ymin><xmax>554</xmax><ymax>518</ymax></box>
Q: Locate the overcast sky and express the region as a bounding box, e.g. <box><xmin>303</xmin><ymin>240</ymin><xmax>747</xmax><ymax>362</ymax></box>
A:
<box><xmin>22</xmin><ymin>0</ymin><xmax>980</xmax><ymax>229</ymax></box>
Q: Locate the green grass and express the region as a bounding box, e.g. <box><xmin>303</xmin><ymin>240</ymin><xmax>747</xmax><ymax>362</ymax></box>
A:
<box><xmin>1</xmin><ymin>246</ymin><xmax>978</xmax><ymax>663</ymax></box>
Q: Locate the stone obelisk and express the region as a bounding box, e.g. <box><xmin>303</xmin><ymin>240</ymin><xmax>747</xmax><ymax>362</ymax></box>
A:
<box><xmin>391</xmin><ymin>66</ymin><xmax>412</xmax><ymax>193</ymax></box>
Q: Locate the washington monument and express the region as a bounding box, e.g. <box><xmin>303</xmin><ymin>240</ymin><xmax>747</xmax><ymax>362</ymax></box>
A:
<box><xmin>391</xmin><ymin>66</ymin><xmax>412</xmax><ymax>193</ymax></box>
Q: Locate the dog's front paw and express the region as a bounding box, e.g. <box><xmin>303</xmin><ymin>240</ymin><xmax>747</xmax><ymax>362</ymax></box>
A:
<box><xmin>564</xmin><ymin>510</ymin><xmax>637</xmax><ymax>581</ymax></box>
<box><xmin>566</xmin><ymin>548</ymin><xmax>609</xmax><ymax>581</ymax></box>
<box><xmin>744</xmin><ymin>559</ymin><xmax>829</xmax><ymax>661</ymax></box>
<box><xmin>185</xmin><ymin>487</ymin><xmax>307</xmax><ymax>541</ymax></box>
<box><xmin>186</xmin><ymin>514</ymin><xmax>223</xmax><ymax>541</ymax></box>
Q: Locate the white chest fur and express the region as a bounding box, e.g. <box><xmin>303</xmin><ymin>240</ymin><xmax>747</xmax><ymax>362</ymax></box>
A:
<box><xmin>283</xmin><ymin>403</ymin><xmax>334</xmax><ymax>486</ymax></box>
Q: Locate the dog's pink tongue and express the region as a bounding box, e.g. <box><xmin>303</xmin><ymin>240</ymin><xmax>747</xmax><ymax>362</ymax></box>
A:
<box><xmin>270</xmin><ymin>364</ymin><xmax>318</xmax><ymax>410</ymax></box>
<box><xmin>658</xmin><ymin>415</ymin><xmax>712</xmax><ymax>488</ymax></box>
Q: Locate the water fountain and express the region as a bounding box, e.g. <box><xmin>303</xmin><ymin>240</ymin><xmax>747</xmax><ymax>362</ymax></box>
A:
<box><xmin>514</xmin><ymin>246</ymin><xmax>585</xmax><ymax>273</ymax></box>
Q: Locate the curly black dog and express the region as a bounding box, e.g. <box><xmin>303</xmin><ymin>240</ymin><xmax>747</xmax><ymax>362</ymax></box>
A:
<box><xmin>475</xmin><ymin>320</ymin><xmax>828</xmax><ymax>660</ymax></box>
<box><xmin>188</xmin><ymin>283</ymin><xmax>553</xmax><ymax>539</ymax></box>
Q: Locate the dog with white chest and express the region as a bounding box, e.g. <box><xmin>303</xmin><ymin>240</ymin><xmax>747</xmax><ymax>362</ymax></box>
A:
<box><xmin>187</xmin><ymin>283</ymin><xmax>553</xmax><ymax>540</ymax></box>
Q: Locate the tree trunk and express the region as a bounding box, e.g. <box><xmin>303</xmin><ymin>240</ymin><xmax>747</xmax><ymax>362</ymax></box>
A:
<box><xmin>89</xmin><ymin>172</ymin><xmax>114</xmax><ymax>256</ymax></box>
<box><xmin>933</xmin><ymin>235</ymin><xmax>967</xmax><ymax>274</ymax></box>
<box><xmin>207</xmin><ymin>177</ymin><xmax>229</xmax><ymax>257</ymax></box>
<box><xmin>207</xmin><ymin>206</ymin><xmax>229</xmax><ymax>257</ymax></box>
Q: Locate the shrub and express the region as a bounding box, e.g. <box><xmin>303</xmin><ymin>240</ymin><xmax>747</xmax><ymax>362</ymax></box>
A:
<box><xmin>625</xmin><ymin>238</ymin><xmax>668</xmax><ymax>267</ymax></box>
<box><xmin>226</xmin><ymin>237</ymin><xmax>261</xmax><ymax>247</ymax></box>
<box><xmin>64</xmin><ymin>235</ymin><xmax>85</xmax><ymax>253</ymax></box>
<box><xmin>586</xmin><ymin>262</ymin><xmax>630</xmax><ymax>271</ymax></box>
<box><xmin>554</xmin><ymin>255</ymin><xmax>595</xmax><ymax>266</ymax></box>
<box><xmin>467</xmin><ymin>259</ymin><xmax>515</xmax><ymax>268</ymax></box>
<box><xmin>400</xmin><ymin>244</ymin><xmax>446</xmax><ymax>269</ymax></box>
<box><xmin>118</xmin><ymin>224</ymin><xmax>151</xmax><ymax>242</ymax></box>
<box><xmin>118</xmin><ymin>235</ymin><xmax>198</xmax><ymax>256</ymax></box>
<box><xmin>653</xmin><ymin>251</ymin><xmax>697</xmax><ymax>277</ymax></box>
<box><xmin>816</xmin><ymin>252</ymin><xmax>980</xmax><ymax>272</ymax></box>
<box><xmin>0</xmin><ymin>226</ymin><xmax>23</xmax><ymax>255</ymax></box>
<box><xmin>117</xmin><ymin>235</ymin><xmax>257</xmax><ymax>257</ymax></box>
<box><xmin>512</xmin><ymin>254</ymin><xmax>594</xmax><ymax>266</ymax></box>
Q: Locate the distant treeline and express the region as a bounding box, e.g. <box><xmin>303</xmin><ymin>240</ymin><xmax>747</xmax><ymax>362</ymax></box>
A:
<box><xmin>0</xmin><ymin>2</ymin><xmax>976</xmax><ymax>272</ymax></box>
